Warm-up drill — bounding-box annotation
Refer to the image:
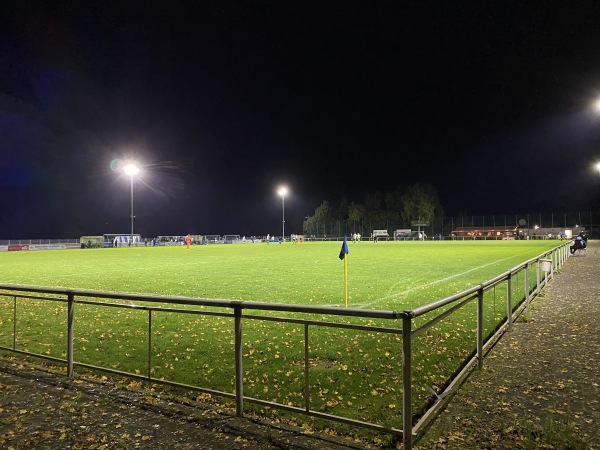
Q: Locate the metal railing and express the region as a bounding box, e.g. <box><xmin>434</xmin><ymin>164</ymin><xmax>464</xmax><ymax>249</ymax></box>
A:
<box><xmin>403</xmin><ymin>242</ymin><xmax>569</xmax><ymax>448</ymax></box>
<box><xmin>0</xmin><ymin>239</ymin><xmax>80</xmax><ymax>245</ymax></box>
<box><xmin>0</xmin><ymin>241</ymin><xmax>571</xmax><ymax>449</ymax></box>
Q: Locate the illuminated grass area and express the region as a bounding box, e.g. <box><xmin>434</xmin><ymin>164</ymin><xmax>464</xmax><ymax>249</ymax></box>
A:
<box><xmin>0</xmin><ymin>240</ymin><xmax>559</xmax><ymax>437</ymax></box>
<box><xmin>0</xmin><ymin>240</ymin><xmax>557</xmax><ymax>308</ymax></box>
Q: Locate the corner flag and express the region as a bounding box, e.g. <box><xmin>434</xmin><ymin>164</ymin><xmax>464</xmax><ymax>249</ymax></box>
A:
<box><xmin>339</xmin><ymin>235</ymin><xmax>349</xmax><ymax>260</ymax></box>
<box><xmin>339</xmin><ymin>236</ymin><xmax>349</xmax><ymax>307</ymax></box>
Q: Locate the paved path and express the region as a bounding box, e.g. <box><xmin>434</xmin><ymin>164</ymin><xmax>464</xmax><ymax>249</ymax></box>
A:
<box><xmin>418</xmin><ymin>241</ymin><xmax>600</xmax><ymax>449</ymax></box>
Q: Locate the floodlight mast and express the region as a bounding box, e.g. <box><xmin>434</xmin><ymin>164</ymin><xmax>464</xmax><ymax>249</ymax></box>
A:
<box><xmin>124</xmin><ymin>163</ymin><xmax>140</xmax><ymax>246</ymax></box>
<box><xmin>278</xmin><ymin>186</ymin><xmax>288</xmax><ymax>241</ymax></box>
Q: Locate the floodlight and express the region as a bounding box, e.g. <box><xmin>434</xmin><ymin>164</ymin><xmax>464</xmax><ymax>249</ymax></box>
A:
<box><xmin>124</xmin><ymin>163</ymin><xmax>140</xmax><ymax>177</ymax></box>
<box><xmin>277</xmin><ymin>185</ymin><xmax>289</xmax><ymax>241</ymax></box>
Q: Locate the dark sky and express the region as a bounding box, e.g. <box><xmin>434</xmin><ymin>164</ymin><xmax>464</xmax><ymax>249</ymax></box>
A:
<box><xmin>3</xmin><ymin>1</ymin><xmax>600</xmax><ymax>238</ymax></box>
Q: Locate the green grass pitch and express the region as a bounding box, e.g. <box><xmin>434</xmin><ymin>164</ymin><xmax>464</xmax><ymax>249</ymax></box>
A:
<box><xmin>1</xmin><ymin>240</ymin><xmax>558</xmax><ymax>310</ymax></box>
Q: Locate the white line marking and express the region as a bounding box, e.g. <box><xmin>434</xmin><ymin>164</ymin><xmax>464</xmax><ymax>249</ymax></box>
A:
<box><xmin>345</xmin><ymin>251</ymin><xmax>531</xmax><ymax>309</ymax></box>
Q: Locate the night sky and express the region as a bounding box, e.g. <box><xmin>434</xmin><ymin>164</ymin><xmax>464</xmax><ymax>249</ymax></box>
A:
<box><xmin>3</xmin><ymin>2</ymin><xmax>600</xmax><ymax>239</ymax></box>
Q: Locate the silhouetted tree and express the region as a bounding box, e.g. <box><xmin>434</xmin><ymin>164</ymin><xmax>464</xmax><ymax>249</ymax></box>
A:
<box><xmin>401</xmin><ymin>183</ymin><xmax>441</xmax><ymax>227</ymax></box>
<box><xmin>348</xmin><ymin>201</ymin><xmax>365</xmax><ymax>233</ymax></box>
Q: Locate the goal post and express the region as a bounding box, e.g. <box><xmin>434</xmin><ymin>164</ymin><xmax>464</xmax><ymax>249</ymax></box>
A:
<box><xmin>204</xmin><ymin>235</ymin><xmax>223</xmax><ymax>244</ymax></box>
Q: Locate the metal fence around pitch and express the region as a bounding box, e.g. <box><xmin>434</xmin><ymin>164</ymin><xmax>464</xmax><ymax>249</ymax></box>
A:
<box><xmin>0</xmin><ymin>239</ymin><xmax>80</xmax><ymax>245</ymax></box>
<box><xmin>0</xmin><ymin>241</ymin><xmax>571</xmax><ymax>449</ymax></box>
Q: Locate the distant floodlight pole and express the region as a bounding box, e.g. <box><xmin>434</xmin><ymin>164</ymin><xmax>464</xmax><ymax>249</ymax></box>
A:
<box><xmin>124</xmin><ymin>163</ymin><xmax>140</xmax><ymax>246</ymax></box>
<box><xmin>278</xmin><ymin>186</ymin><xmax>288</xmax><ymax>241</ymax></box>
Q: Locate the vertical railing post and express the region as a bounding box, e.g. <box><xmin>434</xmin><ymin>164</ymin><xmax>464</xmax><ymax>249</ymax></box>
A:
<box><xmin>304</xmin><ymin>324</ymin><xmax>310</xmax><ymax>412</ymax></box>
<box><xmin>560</xmin><ymin>244</ymin><xmax>564</xmax><ymax>264</ymax></box>
<box><xmin>524</xmin><ymin>263</ymin><xmax>530</xmax><ymax>307</ymax></box>
<box><xmin>507</xmin><ymin>273</ymin><xmax>513</xmax><ymax>332</ymax></box>
<box><xmin>536</xmin><ymin>259</ymin><xmax>541</xmax><ymax>293</ymax></box>
<box><xmin>234</xmin><ymin>305</ymin><xmax>244</xmax><ymax>417</ymax></box>
<box><xmin>477</xmin><ymin>286</ymin><xmax>484</xmax><ymax>370</ymax></box>
<box><xmin>148</xmin><ymin>309</ymin><xmax>152</xmax><ymax>380</ymax></box>
<box><xmin>557</xmin><ymin>246</ymin><xmax>562</xmax><ymax>269</ymax></box>
<box><xmin>402</xmin><ymin>313</ymin><xmax>413</xmax><ymax>450</ymax></box>
<box><xmin>12</xmin><ymin>296</ymin><xmax>17</xmax><ymax>350</ymax></box>
<box><xmin>67</xmin><ymin>292</ymin><xmax>75</xmax><ymax>377</ymax></box>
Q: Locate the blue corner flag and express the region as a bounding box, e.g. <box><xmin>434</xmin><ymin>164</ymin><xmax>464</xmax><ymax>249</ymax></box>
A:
<box><xmin>339</xmin><ymin>235</ymin><xmax>349</xmax><ymax>260</ymax></box>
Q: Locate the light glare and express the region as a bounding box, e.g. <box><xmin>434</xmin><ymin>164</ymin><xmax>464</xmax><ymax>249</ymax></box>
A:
<box><xmin>124</xmin><ymin>163</ymin><xmax>140</xmax><ymax>177</ymax></box>
<box><xmin>277</xmin><ymin>186</ymin><xmax>288</xmax><ymax>197</ymax></box>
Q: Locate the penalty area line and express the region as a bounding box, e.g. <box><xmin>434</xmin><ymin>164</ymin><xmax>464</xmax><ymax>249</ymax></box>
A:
<box><xmin>353</xmin><ymin>251</ymin><xmax>532</xmax><ymax>309</ymax></box>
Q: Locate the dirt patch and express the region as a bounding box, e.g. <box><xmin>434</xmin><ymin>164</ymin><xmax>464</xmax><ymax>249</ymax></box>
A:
<box><xmin>0</xmin><ymin>360</ymin><xmax>373</xmax><ymax>449</ymax></box>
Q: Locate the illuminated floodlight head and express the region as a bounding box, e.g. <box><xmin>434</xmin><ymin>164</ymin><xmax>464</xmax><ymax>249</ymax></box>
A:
<box><xmin>594</xmin><ymin>98</ymin><xmax>600</xmax><ymax>112</ymax></box>
<box><xmin>534</xmin><ymin>225</ymin><xmax>539</xmax><ymax>230</ymax></box>
<box><xmin>124</xmin><ymin>163</ymin><xmax>140</xmax><ymax>177</ymax></box>
<box><xmin>277</xmin><ymin>185</ymin><xmax>288</xmax><ymax>198</ymax></box>
<box><xmin>595</xmin><ymin>162</ymin><xmax>600</xmax><ymax>174</ymax></box>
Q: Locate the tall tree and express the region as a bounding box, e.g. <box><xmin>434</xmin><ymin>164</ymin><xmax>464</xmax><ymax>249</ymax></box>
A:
<box><xmin>348</xmin><ymin>201</ymin><xmax>365</xmax><ymax>232</ymax></box>
<box><xmin>314</xmin><ymin>200</ymin><xmax>331</xmax><ymax>222</ymax></box>
<box><xmin>336</xmin><ymin>197</ymin><xmax>349</xmax><ymax>221</ymax></box>
<box><xmin>401</xmin><ymin>184</ymin><xmax>441</xmax><ymax>226</ymax></box>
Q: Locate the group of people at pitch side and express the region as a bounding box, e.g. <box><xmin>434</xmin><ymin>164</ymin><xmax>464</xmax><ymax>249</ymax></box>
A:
<box><xmin>570</xmin><ymin>232</ymin><xmax>588</xmax><ymax>254</ymax></box>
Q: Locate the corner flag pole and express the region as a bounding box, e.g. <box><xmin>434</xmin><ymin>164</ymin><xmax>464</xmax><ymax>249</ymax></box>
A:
<box><xmin>343</xmin><ymin>252</ymin><xmax>348</xmax><ymax>308</ymax></box>
<box><xmin>339</xmin><ymin>236</ymin><xmax>349</xmax><ymax>308</ymax></box>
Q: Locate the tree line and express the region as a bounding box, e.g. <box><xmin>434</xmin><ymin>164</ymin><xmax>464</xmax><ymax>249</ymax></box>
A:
<box><xmin>302</xmin><ymin>183</ymin><xmax>443</xmax><ymax>238</ymax></box>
